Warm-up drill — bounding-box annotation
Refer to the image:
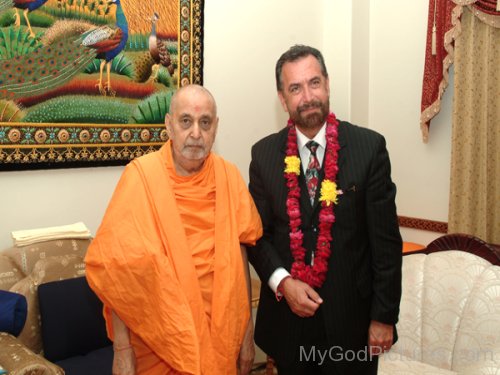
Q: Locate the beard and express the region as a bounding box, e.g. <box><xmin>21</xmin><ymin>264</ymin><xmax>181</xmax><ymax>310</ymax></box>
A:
<box><xmin>290</xmin><ymin>99</ymin><xmax>329</xmax><ymax>129</ymax></box>
<box><xmin>182</xmin><ymin>143</ymin><xmax>208</xmax><ymax>160</ymax></box>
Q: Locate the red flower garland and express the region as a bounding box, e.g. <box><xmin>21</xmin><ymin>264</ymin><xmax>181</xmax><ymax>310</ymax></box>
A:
<box><xmin>285</xmin><ymin>112</ymin><xmax>340</xmax><ymax>288</ymax></box>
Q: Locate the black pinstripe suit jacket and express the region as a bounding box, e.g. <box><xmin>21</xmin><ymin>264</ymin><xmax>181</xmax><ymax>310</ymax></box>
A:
<box><xmin>247</xmin><ymin>120</ymin><xmax>402</xmax><ymax>367</ymax></box>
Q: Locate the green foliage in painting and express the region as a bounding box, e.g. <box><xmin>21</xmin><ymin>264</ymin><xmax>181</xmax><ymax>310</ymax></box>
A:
<box><xmin>125</xmin><ymin>33</ymin><xmax>148</xmax><ymax>51</ymax></box>
<box><xmin>0</xmin><ymin>10</ymin><xmax>54</xmax><ymax>28</ymax></box>
<box><xmin>23</xmin><ymin>95</ymin><xmax>135</xmax><ymax>123</ymax></box>
<box><xmin>156</xmin><ymin>66</ymin><xmax>175</xmax><ymax>88</ymax></box>
<box><xmin>43</xmin><ymin>1</ymin><xmax>111</xmax><ymax>25</ymax></box>
<box><xmin>131</xmin><ymin>90</ymin><xmax>173</xmax><ymax>124</ymax></box>
<box><xmin>0</xmin><ymin>27</ymin><xmax>43</xmax><ymax>58</ymax></box>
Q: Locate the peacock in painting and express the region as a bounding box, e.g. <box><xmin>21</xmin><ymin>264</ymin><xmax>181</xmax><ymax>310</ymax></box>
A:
<box><xmin>13</xmin><ymin>0</ymin><xmax>49</xmax><ymax>38</ymax></box>
<box><xmin>148</xmin><ymin>12</ymin><xmax>174</xmax><ymax>81</ymax></box>
<box><xmin>81</xmin><ymin>0</ymin><xmax>128</xmax><ymax>96</ymax></box>
<box><xmin>0</xmin><ymin>0</ymin><xmax>129</xmax><ymax>99</ymax></box>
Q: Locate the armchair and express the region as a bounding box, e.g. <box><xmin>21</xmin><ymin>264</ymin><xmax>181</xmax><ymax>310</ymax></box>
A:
<box><xmin>0</xmin><ymin>239</ymin><xmax>113</xmax><ymax>375</ymax></box>
<box><xmin>379</xmin><ymin>234</ymin><xmax>500</xmax><ymax>374</ymax></box>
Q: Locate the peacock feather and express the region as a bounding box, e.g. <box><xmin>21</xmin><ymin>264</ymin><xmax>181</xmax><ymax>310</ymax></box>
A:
<box><xmin>81</xmin><ymin>26</ymin><xmax>116</xmax><ymax>48</ymax></box>
<box><xmin>0</xmin><ymin>0</ymin><xmax>13</xmax><ymax>14</ymax></box>
<box><xmin>0</xmin><ymin>38</ymin><xmax>96</xmax><ymax>99</ymax></box>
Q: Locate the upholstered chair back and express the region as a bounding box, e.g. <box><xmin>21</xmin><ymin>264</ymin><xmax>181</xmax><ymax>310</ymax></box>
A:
<box><xmin>391</xmin><ymin>249</ymin><xmax>500</xmax><ymax>372</ymax></box>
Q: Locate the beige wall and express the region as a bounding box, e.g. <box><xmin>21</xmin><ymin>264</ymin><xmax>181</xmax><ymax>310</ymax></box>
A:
<box><xmin>0</xmin><ymin>0</ymin><xmax>452</xmax><ymax>249</ymax></box>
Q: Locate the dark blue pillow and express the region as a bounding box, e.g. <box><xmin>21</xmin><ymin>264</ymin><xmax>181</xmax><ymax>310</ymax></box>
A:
<box><xmin>0</xmin><ymin>289</ymin><xmax>27</xmax><ymax>336</ymax></box>
<box><xmin>38</xmin><ymin>276</ymin><xmax>112</xmax><ymax>362</ymax></box>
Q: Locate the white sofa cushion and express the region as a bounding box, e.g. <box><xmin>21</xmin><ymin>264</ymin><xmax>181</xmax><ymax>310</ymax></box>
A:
<box><xmin>383</xmin><ymin>250</ymin><xmax>500</xmax><ymax>373</ymax></box>
<box><xmin>379</xmin><ymin>353</ymin><xmax>457</xmax><ymax>374</ymax></box>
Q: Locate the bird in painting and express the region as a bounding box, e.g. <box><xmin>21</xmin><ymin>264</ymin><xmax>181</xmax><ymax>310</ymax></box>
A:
<box><xmin>12</xmin><ymin>0</ymin><xmax>49</xmax><ymax>38</ymax></box>
<box><xmin>0</xmin><ymin>0</ymin><xmax>127</xmax><ymax>100</ymax></box>
<box><xmin>148</xmin><ymin>12</ymin><xmax>175</xmax><ymax>81</ymax></box>
<box><xmin>81</xmin><ymin>0</ymin><xmax>128</xmax><ymax>96</ymax></box>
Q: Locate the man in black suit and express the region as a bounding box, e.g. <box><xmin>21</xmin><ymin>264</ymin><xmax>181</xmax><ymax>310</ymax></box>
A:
<box><xmin>247</xmin><ymin>45</ymin><xmax>402</xmax><ymax>374</ymax></box>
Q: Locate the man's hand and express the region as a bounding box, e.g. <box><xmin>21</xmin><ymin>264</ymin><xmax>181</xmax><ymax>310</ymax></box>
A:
<box><xmin>368</xmin><ymin>320</ymin><xmax>394</xmax><ymax>356</ymax></box>
<box><xmin>238</xmin><ymin>318</ymin><xmax>255</xmax><ymax>375</ymax></box>
<box><xmin>281</xmin><ymin>277</ymin><xmax>323</xmax><ymax>317</ymax></box>
<box><xmin>112</xmin><ymin>346</ymin><xmax>136</xmax><ymax>375</ymax></box>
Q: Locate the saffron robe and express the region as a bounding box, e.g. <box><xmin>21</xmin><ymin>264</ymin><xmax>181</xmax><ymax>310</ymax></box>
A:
<box><xmin>85</xmin><ymin>142</ymin><xmax>262</xmax><ymax>375</ymax></box>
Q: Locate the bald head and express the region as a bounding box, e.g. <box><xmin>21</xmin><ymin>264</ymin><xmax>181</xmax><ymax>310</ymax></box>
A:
<box><xmin>169</xmin><ymin>84</ymin><xmax>217</xmax><ymax>117</ymax></box>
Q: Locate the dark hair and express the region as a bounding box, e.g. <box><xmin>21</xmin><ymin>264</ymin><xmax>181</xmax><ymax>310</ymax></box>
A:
<box><xmin>275</xmin><ymin>45</ymin><xmax>328</xmax><ymax>91</ymax></box>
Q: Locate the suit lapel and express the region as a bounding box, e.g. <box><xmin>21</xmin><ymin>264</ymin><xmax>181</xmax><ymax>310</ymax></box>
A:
<box><xmin>336</xmin><ymin>121</ymin><xmax>348</xmax><ymax>171</ymax></box>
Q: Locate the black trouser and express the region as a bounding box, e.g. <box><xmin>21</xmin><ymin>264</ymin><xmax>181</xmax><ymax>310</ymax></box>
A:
<box><xmin>276</xmin><ymin>310</ymin><xmax>378</xmax><ymax>375</ymax></box>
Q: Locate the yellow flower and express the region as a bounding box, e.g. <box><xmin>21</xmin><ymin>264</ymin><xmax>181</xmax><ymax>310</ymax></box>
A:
<box><xmin>284</xmin><ymin>156</ymin><xmax>301</xmax><ymax>175</ymax></box>
<box><xmin>319</xmin><ymin>180</ymin><xmax>338</xmax><ymax>206</ymax></box>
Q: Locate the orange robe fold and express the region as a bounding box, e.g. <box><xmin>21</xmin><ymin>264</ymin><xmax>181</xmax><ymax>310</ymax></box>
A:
<box><xmin>85</xmin><ymin>141</ymin><xmax>262</xmax><ymax>375</ymax></box>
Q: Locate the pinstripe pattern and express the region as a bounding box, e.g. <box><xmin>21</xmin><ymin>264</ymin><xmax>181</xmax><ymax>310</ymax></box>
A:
<box><xmin>248</xmin><ymin>121</ymin><xmax>402</xmax><ymax>373</ymax></box>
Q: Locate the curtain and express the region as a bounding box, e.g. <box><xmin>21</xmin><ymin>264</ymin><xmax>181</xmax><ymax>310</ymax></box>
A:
<box><xmin>420</xmin><ymin>0</ymin><xmax>499</xmax><ymax>142</ymax></box>
<box><xmin>420</xmin><ymin>0</ymin><xmax>461</xmax><ymax>143</ymax></box>
<box><xmin>448</xmin><ymin>6</ymin><xmax>500</xmax><ymax>243</ymax></box>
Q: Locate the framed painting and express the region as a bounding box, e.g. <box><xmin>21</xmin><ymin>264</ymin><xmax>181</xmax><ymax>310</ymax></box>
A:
<box><xmin>0</xmin><ymin>0</ymin><xmax>203</xmax><ymax>170</ymax></box>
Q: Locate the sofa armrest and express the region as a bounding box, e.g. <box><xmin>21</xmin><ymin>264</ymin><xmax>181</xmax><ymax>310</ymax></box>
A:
<box><xmin>0</xmin><ymin>332</ymin><xmax>64</xmax><ymax>375</ymax></box>
<box><xmin>458</xmin><ymin>345</ymin><xmax>500</xmax><ymax>375</ymax></box>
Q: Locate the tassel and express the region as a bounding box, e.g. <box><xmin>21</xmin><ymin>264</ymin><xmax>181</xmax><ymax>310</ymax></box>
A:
<box><xmin>432</xmin><ymin>24</ymin><xmax>437</xmax><ymax>55</ymax></box>
<box><xmin>431</xmin><ymin>0</ymin><xmax>438</xmax><ymax>55</ymax></box>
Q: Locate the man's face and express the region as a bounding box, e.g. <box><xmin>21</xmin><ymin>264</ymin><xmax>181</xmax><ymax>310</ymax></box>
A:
<box><xmin>166</xmin><ymin>89</ymin><xmax>218</xmax><ymax>173</ymax></box>
<box><xmin>278</xmin><ymin>55</ymin><xmax>330</xmax><ymax>132</ymax></box>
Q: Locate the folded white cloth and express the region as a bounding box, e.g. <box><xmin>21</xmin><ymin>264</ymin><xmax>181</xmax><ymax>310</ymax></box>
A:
<box><xmin>11</xmin><ymin>222</ymin><xmax>92</xmax><ymax>247</ymax></box>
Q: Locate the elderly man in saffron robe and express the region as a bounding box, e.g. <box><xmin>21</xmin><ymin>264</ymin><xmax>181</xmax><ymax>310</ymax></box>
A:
<box><xmin>85</xmin><ymin>84</ymin><xmax>263</xmax><ymax>375</ymax></box>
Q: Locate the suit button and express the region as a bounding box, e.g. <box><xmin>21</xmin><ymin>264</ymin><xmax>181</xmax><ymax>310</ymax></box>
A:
<box><xmin>312</xmin><ymin>227</ymin><xmax>317</xmax><ymax>232</ymax></box>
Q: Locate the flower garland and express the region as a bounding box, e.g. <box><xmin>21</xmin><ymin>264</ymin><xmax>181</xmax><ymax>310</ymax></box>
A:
<box><xmin>284</xmin><ymin>112</ymin><xmax>340</xmax><ymax>288</ymax></box>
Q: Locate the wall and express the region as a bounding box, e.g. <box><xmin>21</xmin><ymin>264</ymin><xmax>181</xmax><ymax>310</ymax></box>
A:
<box><xmin>0</xmin><ymin>166</ymin><xmax>123</xmax><ymax>249</ymax></box>
<box><xmin>205</xmin><ymin>1</ymin><xmax>326</xmax><ymax>163</ymax></box>
<box><xmin>368</xmin><ymin>1</ymin><xmax>452</xmax><ymax>245</ymax></box>
<box><xmin>0</xmin><ymin>0</ymin><xmax>452</xmax><ymax>249</ymax></box>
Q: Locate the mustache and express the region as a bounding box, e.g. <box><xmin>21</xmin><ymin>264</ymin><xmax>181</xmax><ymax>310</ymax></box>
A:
<box><xmin>298</xmin><ymin>101</ymin><xmax>322</xmax><ymax>113</ymax></box>
<box><xmin>185</xmin><ymin>142</ymin><xmax>204</xmax><ymax>148</ymax></box>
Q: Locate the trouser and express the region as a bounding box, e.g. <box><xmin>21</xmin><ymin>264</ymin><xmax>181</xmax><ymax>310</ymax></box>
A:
<box><xmin>275</xmin><ymin>310</ymin><xmax>378</xmax><ymax>375</ymax></box>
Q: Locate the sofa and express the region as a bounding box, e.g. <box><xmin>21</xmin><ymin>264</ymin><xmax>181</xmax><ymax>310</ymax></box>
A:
<box><xmin>0</xmin><ymin>238</ymin><xmax>111</xmax><ymax>375</ymax></box>
<box><xmin>379</xmin><ymin>234</ymin><xmax>500</xmax><ymax>374</ymax></box>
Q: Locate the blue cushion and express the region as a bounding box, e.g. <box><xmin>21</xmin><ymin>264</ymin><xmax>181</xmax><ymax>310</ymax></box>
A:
<box><xmin>56</xmin><ymin>345</ymin><xmax>113</xmax><ymax>375</ymax></box>
<box><xmin>38</xmin><ymin>276</ymin><xmax>112</xmax><ymax>362</ymax></box>
<box><xmin>0</xmin><ymin>289</ymin><xmax>27</xmax><ymax>336</ymax></box>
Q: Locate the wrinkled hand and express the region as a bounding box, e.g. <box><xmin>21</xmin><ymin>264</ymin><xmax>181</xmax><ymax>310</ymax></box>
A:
<box><xmin>281</xmin><ymin>277</ymin><xmax>323</xmax><ymax>318</ymax></box>
<box><xmin>113</xmin><ymin>347</ymin><xmax>136</xmax><ymax>375</ymax></box>
<box><xmin>238</xmin><ymin>318</ymin><xmax>255</xmax><ymax>375</ymax></box>
<box><xmin>368</xmin><ymin>320</ymin><xmax>394</xmax><ymax>356</ymax></box>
